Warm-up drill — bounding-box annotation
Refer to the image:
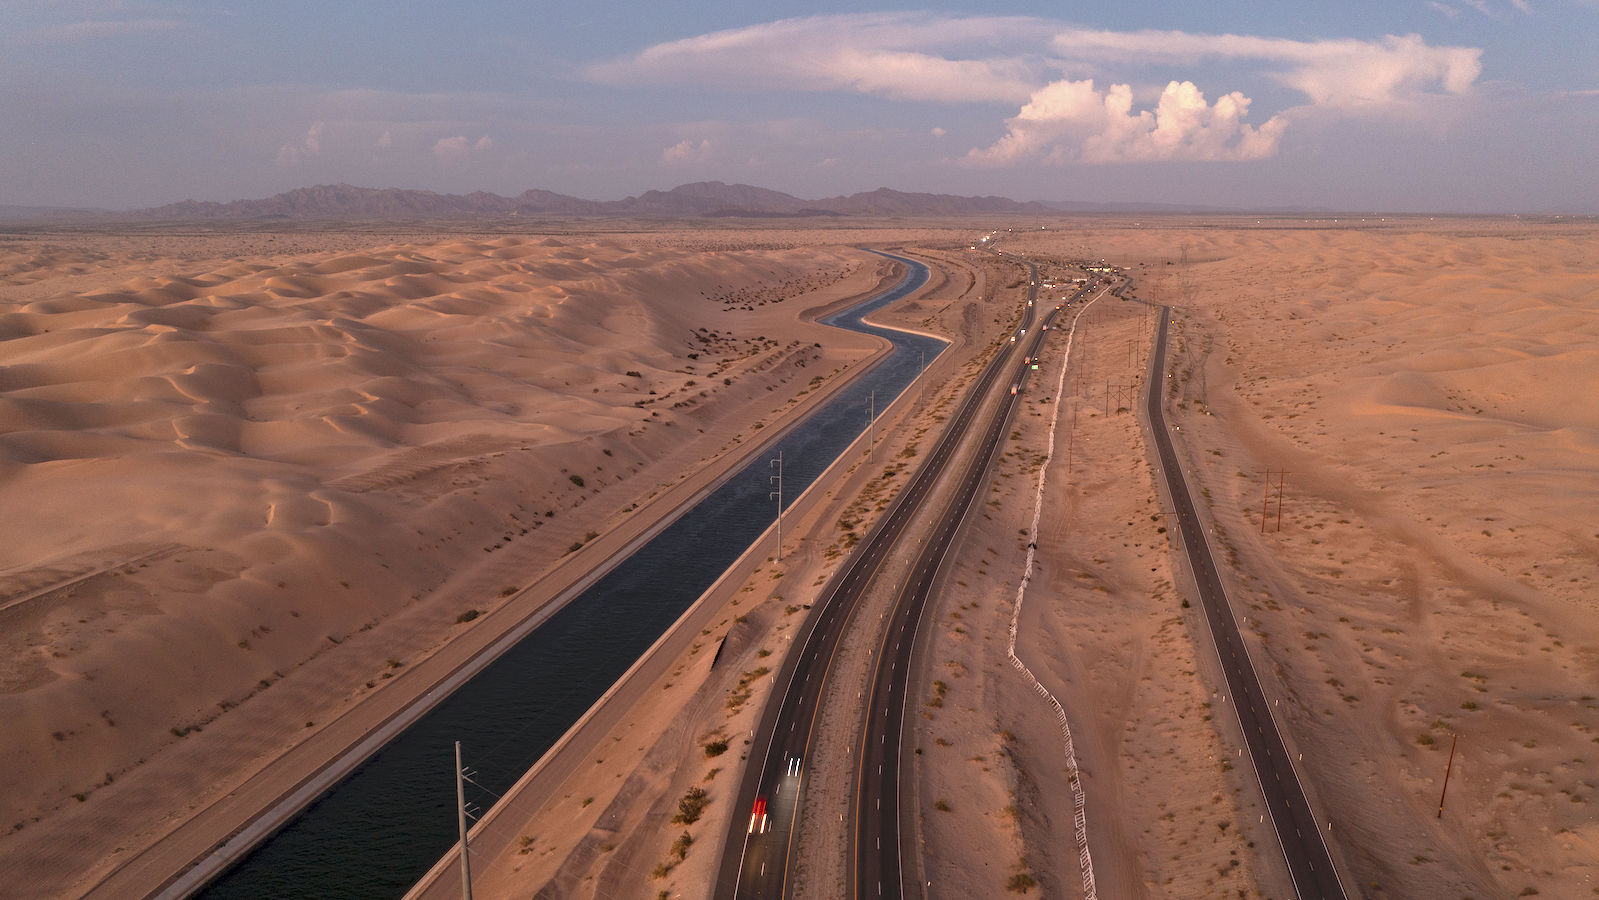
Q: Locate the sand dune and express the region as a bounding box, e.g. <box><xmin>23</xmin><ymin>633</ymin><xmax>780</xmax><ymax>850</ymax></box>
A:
<box><xmin>0</xmin><ymin>233</ymin><xmax>878</xmax><ymax>856</ymax></box>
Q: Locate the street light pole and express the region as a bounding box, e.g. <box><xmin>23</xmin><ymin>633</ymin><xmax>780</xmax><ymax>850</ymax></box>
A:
<box><xmin>456</xmin><ymin>742</ymin><xmax>473</xmax><ymax>900</ymax></box>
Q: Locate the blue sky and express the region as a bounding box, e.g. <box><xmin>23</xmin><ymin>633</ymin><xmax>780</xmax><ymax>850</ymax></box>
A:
<box><xmin>5</xmin><ymin>1</ymin><xmax>1597</xmax><ymax>212</ymax></box>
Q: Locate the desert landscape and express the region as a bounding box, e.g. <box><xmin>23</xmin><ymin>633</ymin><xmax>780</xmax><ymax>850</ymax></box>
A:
<box><xmin>1</xmin><ymin>216</ymin><xmax>1596</xmax><ymax>900</ymax></box>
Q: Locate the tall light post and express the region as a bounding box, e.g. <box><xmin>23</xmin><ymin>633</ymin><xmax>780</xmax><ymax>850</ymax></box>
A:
<box><xmin>456</xmin><ymin>742</ymin><xmax>474</xmax><ymax>900</ymax></box>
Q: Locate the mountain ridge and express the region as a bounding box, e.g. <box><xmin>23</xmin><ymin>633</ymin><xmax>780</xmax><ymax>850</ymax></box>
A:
<box><xmin>7</xmin><ymin>182</ymin><xmax>1339</xmax><ymax>222</ymax></box>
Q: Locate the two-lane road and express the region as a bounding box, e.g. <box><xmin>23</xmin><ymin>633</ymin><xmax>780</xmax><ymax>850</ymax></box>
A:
<box><xmin>1145</xmin><ymin>307</ymin><xmax>1347</xmax><ymax>900</ymax></box>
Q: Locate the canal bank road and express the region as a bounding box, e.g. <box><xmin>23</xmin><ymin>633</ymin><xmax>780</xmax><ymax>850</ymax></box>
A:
<box><xmin>88</xmin><ymin>253</ymin><xmax>949</xmax><ymax>900</ymax></box>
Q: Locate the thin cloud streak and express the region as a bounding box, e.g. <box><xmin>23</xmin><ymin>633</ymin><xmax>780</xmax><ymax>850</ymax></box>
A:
<box><xmin>1047</xmin><ymin>29</ymin><xmax>1482</xmax><ymax>108</ymax></box>
<box><xmin>588</xmin><ymin>13</ymin><xmax>1048</xmax><ymax>103</ymax></box>
<box><xmin>15</xmin><ymin>17</ymin><xmax>195</xmax><ymax>44</ymax></box>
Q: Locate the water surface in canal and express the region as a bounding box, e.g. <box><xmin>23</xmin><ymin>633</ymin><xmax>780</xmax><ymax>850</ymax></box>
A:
<box><xmin>199</xmin><ymin>253</ymin><xmax>945</xmax><ymax>900</ymax></box>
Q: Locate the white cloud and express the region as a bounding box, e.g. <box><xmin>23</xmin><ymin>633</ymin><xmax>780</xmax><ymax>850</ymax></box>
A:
<box><xmin>967</xmin><ymin>79</ymin><xmax>1286</xmax><ymax>165</ymax></box>
<box><xmin>1428</xmin><ymin>2</ymin><xmax>1461</xmax><ymax>17</ymax></box>
<box><xmin>662</xmin><ymin>139</ymin><xmax>712</xmax><ymax>164</ymax></box>
<box><xmin>433</xmin><ymin>134</ymin><xmax>493</xmax><ymax>162</ymax></box>
<box><xmin>589</xmin><ymin>13</ymin><xmax>1045</xmax><ymax>104</ymax></box>
<box><xmin>930</xmin><ymin>127</ymin><xmax>946</xmax><ymax>137</ymax></box>
<box><xmin>595</xmin><ymin>16</ymin><xmax>1482</xmax><ymax>167</ymax></box>
<box><xmin>1046</xmin><ymin>29</ymin><xmax>1481</xmax><ymax>110</ymax></box>
<box><xmin>275</xmin><ymin>121</ymin><xmax>325</xmax><ymax>168</ymax></box>
<box><xmin>376</xmin><ymin>130</ymin><xmax>392</xmax><ymax>148</ymax></box>
<box><xmin>1510</xmin><ymin>0</ymin><xmax>1534</xmax><ymax>13</ymax></box>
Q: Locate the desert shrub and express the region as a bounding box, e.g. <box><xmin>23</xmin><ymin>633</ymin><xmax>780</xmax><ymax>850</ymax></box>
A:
<box><xmin>1005</xmin><ymin>872</ymin><xmax>1037</xmax><ymax>893</ymax></box>
<box><xmin>673</xmin><ymin>787</ymin><xmax>709</xmax><ymax>824</ymax></box>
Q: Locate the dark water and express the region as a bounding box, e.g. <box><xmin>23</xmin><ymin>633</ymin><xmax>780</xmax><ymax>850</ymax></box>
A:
<box><xmin>198</xmin><ymin>254</ymin><xmax>942</xmax><ymax>900</ymax></box>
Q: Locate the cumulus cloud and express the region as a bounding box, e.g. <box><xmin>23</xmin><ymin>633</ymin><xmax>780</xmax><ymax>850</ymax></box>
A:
<box><xmin>376</xmin><ymin>130</ymin><xmax>392</xmax><ymax>148</ymax></box>
<box><xmin>967</xmin><ymin>79</ymin><xmax>1286</xmax><ymax>164</ymax></box>
<box><xmin>589</xmin><ymin>13</ymin><xmax>1044</xmax><ymax>103</ymax></box>
<box><xmin>598</xmin><ymin>15</ymin><xmax>1482</xmax><ymax>166</ymax></box>
<box><xmin>275</xmin><ymin>121</ymin><xmax>325</xmax><ymax>167</ymax></box>
<box><xmin>977</xmin><ymin>28</ymin><xmax>1478</xmax><ymax>163</ymax></box>
<box><xmin>662</xmin><ymin>139</ymin><xmax>713</xmax><ymax>164</ymax></box>
<box><xmin>433</xmin><ymin>134</ymin><xmax>494</xmax><ymax>162</ymax></box>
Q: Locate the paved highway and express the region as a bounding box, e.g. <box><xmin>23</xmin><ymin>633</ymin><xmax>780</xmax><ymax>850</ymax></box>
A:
<box><xmin>714</xmin><ymin>253</ymin><xmax>1090</xmax><ymax>900</ymax></box>
<box><xmin>851</xmin><ymin>264</ymin><xmax>1073</xmax><ymax>900</ymax></box>
<box><xmin>1144</xmin><ymin>307</ymin><xmax>1348</xmax><ymax>900</ymax></box>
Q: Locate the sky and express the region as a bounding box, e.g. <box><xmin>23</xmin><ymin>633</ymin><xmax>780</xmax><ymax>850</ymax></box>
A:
<box><xmin>4</xmin><ymin>0</ymin><xmax>1598</xmax><ymax>212</ymax></box>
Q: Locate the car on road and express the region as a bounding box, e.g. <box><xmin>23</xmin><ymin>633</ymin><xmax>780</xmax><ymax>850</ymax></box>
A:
<box><xmin>749</xmin><ymin>797</ymin><xmax>768</xmax><ymax>834</ymax></box>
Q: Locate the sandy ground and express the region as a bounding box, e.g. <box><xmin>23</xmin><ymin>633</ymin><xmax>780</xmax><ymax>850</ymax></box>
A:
<box><xmin>1004</xmin><ymin>219</ymin><xmax>1599</xmax><ymax>900</ymax></box>
<box><xmin>0</xmin><ymin>225</ymin><xmax>924</xmax><ymax>897</ymax></box>
<box><xmin>911</xmin><ymin>274</ymin><xmax>1273</xmax><ymax>900</ymax></box>
<box><xmin>4</xmin><ymin>216</ymin><xmax>1593</xmax><ymax>900</ymax></box>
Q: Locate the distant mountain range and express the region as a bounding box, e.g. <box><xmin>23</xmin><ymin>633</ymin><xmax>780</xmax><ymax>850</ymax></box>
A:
<box><xmin>3</xmin><ymin>182</ymin><xmax>1335</xmax><ymax>222</ymax></box>
<box><xmin>128</xmin><ymin>182</ymin><xmax>1061</xmax><ymax>220</ymax></box>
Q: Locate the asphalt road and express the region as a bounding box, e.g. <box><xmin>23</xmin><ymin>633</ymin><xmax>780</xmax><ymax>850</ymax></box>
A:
<box><xmin>851</xmin><ymin>264</ymin><xmax>1073</xmax><ymax>900</ymax></box>
<box><xmin>1144</xmin><ymin>307</ymin><xmax>1348</xmax><ymax>900</ymax></box>
<box><xmin>714</xmin><ymin>256</ymin><xmax>1090</xmax><ymax>900</ymax></box>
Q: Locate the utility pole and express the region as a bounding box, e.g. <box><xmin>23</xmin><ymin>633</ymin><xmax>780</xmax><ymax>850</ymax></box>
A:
<box><xmin>1069</xmin><ymin>405</ymin><xmax>1079</xmax><ymax>473</ymax></box>
<box><xmin>1276</xmin><ymin>471</ymin><xmax>1288</xmax><ymax>532</ymax></box>
<box><xmin>456</xmin><ymin>742</ymin><xmax>474</xmax><ymax>900</ymax></box>
<box><xmin>769</xmin><ymin>451</ymin><xmax>784</xmax><ymax>561</ymax></box>
<box><xmin>1261</xmin><ymin>473</ymin><xmax>1272</xmax><ymax>534</ymax></box>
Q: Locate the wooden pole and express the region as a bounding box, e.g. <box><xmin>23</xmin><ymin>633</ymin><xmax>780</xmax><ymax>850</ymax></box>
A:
<box><xmin>1437</xmin><ymin>734</ymin><xmax>1459</xmax><ymax>817</ymax></box>
<box><xmin>1275</xmin><ymin>470</ymin><xmax>1288</xmax><ymax>532</ymax></box>
<box><xmin>1261</xmin><ymin>473</ymin><xmax>1271</xmax><ymax>534</ymax></box>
